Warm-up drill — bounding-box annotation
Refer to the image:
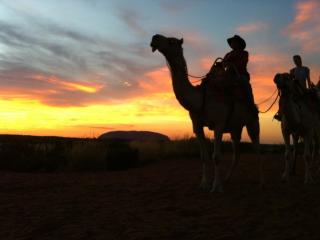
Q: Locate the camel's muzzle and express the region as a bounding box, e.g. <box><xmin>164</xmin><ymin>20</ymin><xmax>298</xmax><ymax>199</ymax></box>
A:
<box><xmin>273</xmin><ymin>73</ymin><xmax>288</xmax><ymax>90</ymax></box>
<box><xmin>150</xmin><ymin>42</ymin><xmax>157</xmax><ymax>52</ymax></box>
<box><xmin>151</xmin><ymin>34</ymin><xmax>163</xmax><ymax>52</ymax></box>
<box><xmin>151</xmin><ymin>45</ymin><xmax>157</xmax><ymax>52</ymax></box>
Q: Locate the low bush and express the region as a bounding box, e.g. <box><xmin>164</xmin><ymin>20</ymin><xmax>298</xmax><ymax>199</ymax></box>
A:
<box><xmin>106</xmin><ymin>141</ymin><xmax>139</xmax><ymax>170</ymax></box>
<box><xmin>0</xmin><ymin>135</ymin><xmax>287</xmax><ymax>172</ymax></box>
<box><xmin>68</xmin><ymin>141</ymin><xmax>108</xmax><ymax>171</ymax></box>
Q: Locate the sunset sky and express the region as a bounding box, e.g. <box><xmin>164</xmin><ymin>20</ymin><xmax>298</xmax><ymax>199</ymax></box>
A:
<box><xmin>0</xmin><ymin>0</ymin><xmax>319</xmax><ymax>143</ymax></box>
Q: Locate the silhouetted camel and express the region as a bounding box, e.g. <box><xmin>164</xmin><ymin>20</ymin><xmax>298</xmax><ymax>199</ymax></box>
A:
<box><xmin>151</xmin><ymin>34</ymin><xmax>263</xmax><ymax>192</ymax></box>
<box><xmin>274</xmin><ymin>73</ymin><xmax>319</xmax><ymax>183</ymax></box>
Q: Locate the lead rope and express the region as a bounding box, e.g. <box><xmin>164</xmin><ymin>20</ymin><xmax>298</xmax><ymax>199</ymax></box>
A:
<box><xmin>258</xmin><ymin>90</ymin><xmax>280</xmax><ymax>113</ymax></box>
<box><xmin>187</xmin><ymin>73</ymin><xmax>207</xmax><ymax>79</ymax></box>
<box><xmin>165</xmin><ymin>59</ymin><xmax>207</xmax><ymax>84</ymax></box>
<box><xmin>256</xmin><ymin>89</ymin><xmax>278</xmax><ymax>105</ymax></box>
<box><xmin>186</xmin><ymin>57</ymin><xmax>226</xmax><ymax>83</ymax></box>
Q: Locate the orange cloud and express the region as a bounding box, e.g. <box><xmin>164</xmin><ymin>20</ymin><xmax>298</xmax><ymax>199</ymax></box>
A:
<box><xmin>32</xmin><ymin>74</ymin><xmax>102</xmax><ymax>93</ymax></box>
<box><xmin>249</xmin><ymin>53</ymin><xmax>290</xmax><ymax>76</ymax></box>
<box><xmin>236</xmin><ymin>22</ymin><xmax>268</xmax><ymax>34</ymax></box>
<box><xmin>309</xmin><ymin>64</ymin><xmax>320</xmax><ymax>83</ymax></box>
<box><xmin>285</xmin><ymin>0</ymin><xmax>320</xmax><ymax>53</ymax></box>
<box><xmin>294</xmin><ymin>0</ymin><xmax>317</xmax><ymax>24</ymax></box>
<box><xmin>200</xmin><ymin>57</ymin><xmax>214</xmax><ymax>70</ymax></box>
<box><xmin>139</xmin><ymin>67</ymin><xmax>172</xmax><ymax>93</ymax></box>
<box><xmin>183</xmin><ymin>32</ymin><xmax>209</xmax><ymax>46</ymax></box>
<box><xmin>245</xmin><ymin>52</ymin><xmax>290</xmax><ymax>110</ymax></box>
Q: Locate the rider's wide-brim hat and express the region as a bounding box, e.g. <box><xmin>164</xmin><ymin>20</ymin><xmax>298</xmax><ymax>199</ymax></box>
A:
<box><xmin>227</xmin><ymin>35</ymin><xmax>246</xmax><ymax>50</ymax></box>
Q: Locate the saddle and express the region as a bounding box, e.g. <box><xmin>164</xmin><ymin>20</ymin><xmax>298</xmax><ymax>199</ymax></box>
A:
<box><xmin>201</xmin><ymin>62</ymin><xmax>245</xmax><ymax>102</ymax></box>
<box><xmin>306</xmin><ymin>87</ymin><xmax>320</xmax><ymax>116</ymax></box>
<box><xmin>290</xmin><ymin>80</ymin><xmax>320</xmax><ymax>113</ymax></box>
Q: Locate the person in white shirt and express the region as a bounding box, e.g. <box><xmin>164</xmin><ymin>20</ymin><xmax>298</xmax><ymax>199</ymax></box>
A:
<box><xmin>274</xmin><ymin>55</ymin><xmax>312</xmax><ymax>121</ymax></box>
<box><xmin>290</xmin><ymin>55</ymin><xmax>312</xmax><ymax>90</ymax></box>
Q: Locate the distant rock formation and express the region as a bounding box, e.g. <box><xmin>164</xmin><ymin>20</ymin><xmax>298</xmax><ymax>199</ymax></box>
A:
<box><xmin>98</xmin><ymin>131</ymin><xmax>170</xmax><ymax>141</ymax></box>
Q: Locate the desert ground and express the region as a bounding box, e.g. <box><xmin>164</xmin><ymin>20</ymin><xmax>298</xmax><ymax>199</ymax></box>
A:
<box><xmin>1</xmin><ymin>153</ymin><xmax>320</xmax><ymax>240</ymax></box>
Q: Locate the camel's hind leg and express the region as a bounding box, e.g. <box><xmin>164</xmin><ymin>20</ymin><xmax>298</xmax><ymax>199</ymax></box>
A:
<box><xmin>312</xmin><ymin>122</ymin><xmax>320</xmax><ymax>173</ymax></box>
<box><xmin>225</xmin><ymin>128</ymin><xmax>242</xmax><ymax>183</ymax></box>
<box><xmin>311</xmin><ymin>130</ymin><xmax>320</xmax><ymax>174</ymax></box>
<box><xmin>246</xmin><ymin>118</ymin><xmax>264</xmax><ymax>186</ymax></box>
<box><xmin>303</xmin><ymin>136</ymin><xmax>315</xmax><ymax>184</ymax></box>
<box><xmin>211</xmin><ymin>130</ymin><xmax>224</xmax><ymax>193</ymax></box>
<box><xmin>281</xmin><ymin>130</ymin><xmax>291</xmax><ymax>183</ymax></box>
<box><xmin>291</xmin><ymin>134</ymin><xmax>299</xmax><ymax>176</ymax></box>
<box><xmin>194</xmin><ymin>126</ymin><xmax>211</xmax><ymax>190</ymax></box>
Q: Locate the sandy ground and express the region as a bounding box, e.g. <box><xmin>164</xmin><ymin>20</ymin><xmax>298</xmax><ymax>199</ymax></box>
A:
<box><xmin>0</xmin><ymin>153</ymin><xmax>320</xmax><ymax>240</ymax></box>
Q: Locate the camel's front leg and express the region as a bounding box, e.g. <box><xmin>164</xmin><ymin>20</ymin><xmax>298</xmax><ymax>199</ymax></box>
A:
<box><xmin>195</xmin><ymin>127</ymin><xmax>211</xmax><ymax>190</ymax></box>
<box><xmin>291</xmin><ymin>135</ymin><xmax>299</xmax><ymax>176</ymax></box>
<box><xmin>282</xmin><ymin>131</ymin><xmax>291</xmax><ymax>183</ymax></box>
<box><xmin>310</xmin><ymin>131</ymin><xmax>320</xmax><ymax>175</ymax></box>
<box><xmin>313</xmin><ymin>125</ymin><xmax>320</xmax><ymax>173</ymax></box>
<box><xmin>303</xmin><ymin>137</ymin><xmax>315</xmax><ymax>184</ymax></box>
<box><xmin>225</xmin><ymin>130</ymin><xmax>241</xmax><ymax>183</ymax></box>
<box><xmin>211</xmin><ymin>131</ymin><xmax>223</xmax><ymax>193</ymax></box>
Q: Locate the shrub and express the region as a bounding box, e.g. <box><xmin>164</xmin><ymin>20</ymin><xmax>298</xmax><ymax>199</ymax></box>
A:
<box><xmin>161</xmin><ymin>138</ymin><xmax>202</xmax><ymax>159</ymax></box>
<box><xmin>68</xmin><ymin>141</ymin><xmax>108</xmax><ymax>171</ymax></box>
<box><xmin>42</xmin><ymin>142</ymin><xmax>69</xmax><ymax>172</ymax></box>
<box><xmin>105</xmin><ymin>141</ymin><xmax>139</xmax><ymax>170</ymax></box>
<box><xmin>0</xmin><ymin>142</ymin><xmax>47</xmax><ymax>171</ymax></box>
<box><xmin>130</xmin><ymin>140</ymin><xmax>163</xmax><ymax>164</ymax></box>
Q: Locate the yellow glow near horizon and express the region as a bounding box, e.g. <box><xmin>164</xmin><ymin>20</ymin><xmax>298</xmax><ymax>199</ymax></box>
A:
<box><xmin>0</xmin><ymin>93</ymin><xmax>186</xmax><ymax>136</ymax></box>
<box><xmin>0</xmin><ymin>91</ymin><xmax>282</xmax><ymax>143</ymax></box>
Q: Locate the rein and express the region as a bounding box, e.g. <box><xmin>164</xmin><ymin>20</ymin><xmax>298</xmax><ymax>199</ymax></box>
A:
<box><xmin>187</xmin><ymin>73</ymin><xmax>207</xmax><ymax>79</ymax></box>
<box><xmin>187</xmin><ymin>57</ymin><xmax>225</xmax><ymax>79</ymax></box>
<box><xmin>256</xmin><ymin>88</ymin><xmax>278</xmax><ymax>105</ymax></box>
<box><xmin>258</xmin><ymin>90</ymin><xmax>280</xmax><ymax>114</ymax></box>
<box><xmin>167</xmin><ymin>57</ymin><xmax>226</xmax><ymax>84</ymax></box>
<box><xmin>165</xmin><ymin>59</ymin><xmax>203</xmax><ymax>85</ymax></box>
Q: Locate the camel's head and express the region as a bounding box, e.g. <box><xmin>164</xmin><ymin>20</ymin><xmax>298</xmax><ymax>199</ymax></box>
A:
<box><xmin>273</xmin><ymin>73</ymin><xmax>292</xmax><ymax>91</ymax></box>
<box><xmin>150</xmin><ymin>34</ymin><xmax>183</xmax><ymax>56</ymax></box>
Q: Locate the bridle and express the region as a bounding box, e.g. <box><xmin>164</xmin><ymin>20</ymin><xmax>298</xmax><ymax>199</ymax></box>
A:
<box><xmin>258</xmin><ymin>89</ymin><xmax>280</xmax><ymax>114</ymax></box>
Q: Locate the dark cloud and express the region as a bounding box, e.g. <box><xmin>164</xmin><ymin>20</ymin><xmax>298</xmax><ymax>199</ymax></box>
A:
<box><xmin>0</xmin><ymin>20</ymin><xmax>91</xmax><ymax>76</ymax></box>
<box><xmin>118</xmin><ymin>8</ymin><xmax>147</xmax><ymax>37</ymax></box>
<box><xmin>0</xmin><ymin>13</ymin><xmax>161</xmax><ymax>107</ymax></box>
<box><xmin>0</xmin><ymin>22</ymin><xmax>35</xmax><ymax>47</ymax></box>
<box><xmin>159</xmin><ymin>1</ymin><xmax>182</xmax><ymax>14</ymax></box>
<box><xmin>159</xmin><ymin>0</ymin><xmax>203</xmax><ymax>14</ymax></box>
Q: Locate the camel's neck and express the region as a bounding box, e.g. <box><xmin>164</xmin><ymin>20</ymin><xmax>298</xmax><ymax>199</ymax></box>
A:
<box><xmin>165</xmin><ymin>51</ymin><xmax>201</xmax><ymax>111</ymax></box>
<box><xmin>281</xmin><ymin>94</ymin><xmax>300</xmax><ymax>127</ymax></box>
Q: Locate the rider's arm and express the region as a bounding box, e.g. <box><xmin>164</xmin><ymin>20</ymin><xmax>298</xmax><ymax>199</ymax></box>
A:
<box><xmin>306</xmin><ymin>67</ymin><xmax>312</xmax><ymax>88</ymax></box>
<box><xmin>222</xmin><ymin>52</ymin><xmax>231</xmax><ymax>68</ymax></box>
<box><xmin>289</xmin><ymin>68</ymin><xmax>294</xmax><ymax>78</ymax></box>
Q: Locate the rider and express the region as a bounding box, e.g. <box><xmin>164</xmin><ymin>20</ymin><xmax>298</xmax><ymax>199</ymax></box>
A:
<box><xmin>274</xmin><ymin>55</ymin><xmax>312</xmax><ymax>121</ymax></box>
<box><xmin>222</xmin><ymin>35</ymin><xmax>257</xmax><ymax>115</ymax></box>
<box><xmin>290</xmin><ymin>55</ymin><xmax>312</xmax><ymax>90</ymax></box>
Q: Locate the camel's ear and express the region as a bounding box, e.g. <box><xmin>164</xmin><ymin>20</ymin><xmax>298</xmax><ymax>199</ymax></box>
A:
<box><xmin>273</xmin><ymin>73</ymin><xmax>281</xmax><ymax>84</ymax></box>
<box><xmin>179</xmin><ymin>38</ymin><xmax>184</xmax><ymax>45</ymax></box>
